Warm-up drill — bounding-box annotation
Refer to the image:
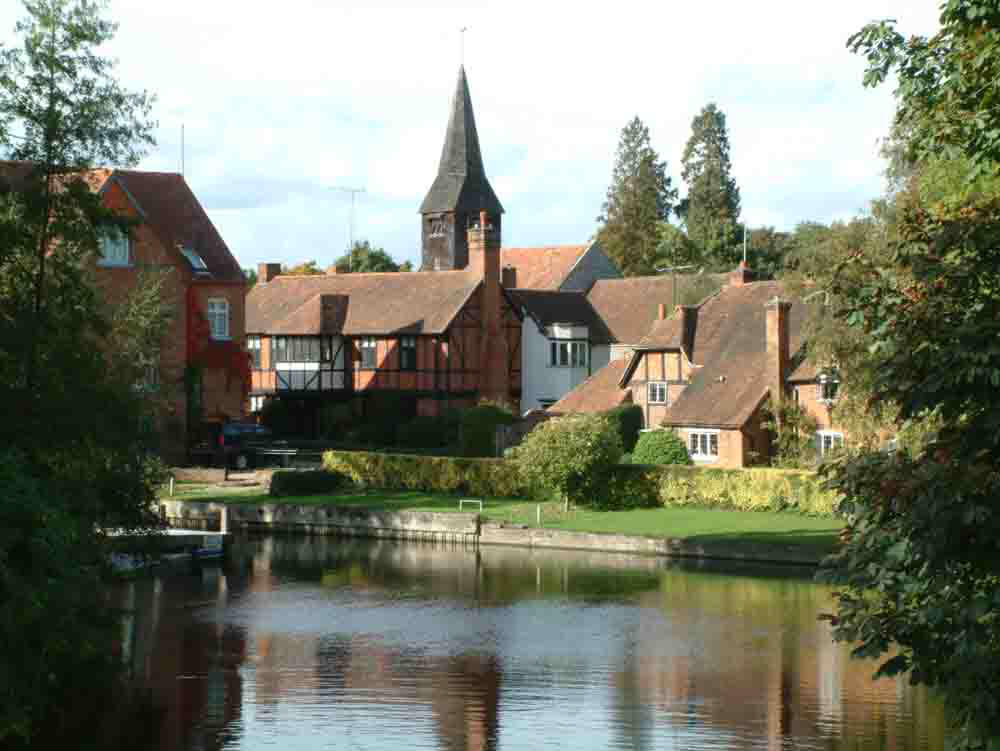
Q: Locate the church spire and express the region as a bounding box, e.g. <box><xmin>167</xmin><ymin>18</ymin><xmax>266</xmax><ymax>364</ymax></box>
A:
<box><xmin>420</xmin><ymin>66</ymin><xmax>503</xmax><ymax>217</ymax></box>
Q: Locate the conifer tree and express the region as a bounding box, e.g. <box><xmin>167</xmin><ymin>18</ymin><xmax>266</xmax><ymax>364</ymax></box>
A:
<box><xmin>596</xmin><ymin>117</ymin><xmax>677</xmax><ymax>276</ymax></box>
<box><xmin>678</xmin><ymin>103</ymin><xmax>741</xmax><ymax>269</ymax></box>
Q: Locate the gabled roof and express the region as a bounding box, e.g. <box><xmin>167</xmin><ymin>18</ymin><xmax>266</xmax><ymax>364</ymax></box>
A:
<box><xmin>419</xmin><ymin>66</ymin><xmax>503</xmax><ymax>216</ymax></box>
<box><xmin>547</xmin><ymin>358</ymin><xmax>631</xmax><ymax>415</ymax></box>
<box><xmin>586</xmin><ymin>273</ymin><xmax>727</xmax><ymax>345</ymax></box>
<box><xmin>246</xmin><ymin>270</ymin><xmax>483</xmax><ymax>336</ymax></box>
<box><xmin>500</xmin><ymin>244</ymin><xmax>590</xmax><ymax>290</ymax></box>
<box><xmin>106</xmin><ymin>170</ymin><xmax>244</xmax><ymax>283</ymax></box>
<box><xmin>647</xmin><ymin>280</ymin><xmax>808</xmax><ymax>429</ymax></box>
<box><xmin>506</xmin><ymin>288</ymin><xmax>613</xmax><ymax>344</ymax></box>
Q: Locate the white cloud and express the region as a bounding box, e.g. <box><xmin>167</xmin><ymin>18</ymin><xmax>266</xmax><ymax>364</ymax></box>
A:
<box><xmin>0</xmin><ymin>0</ymin><xmax>942</xmax><ymax>269</ymax></box>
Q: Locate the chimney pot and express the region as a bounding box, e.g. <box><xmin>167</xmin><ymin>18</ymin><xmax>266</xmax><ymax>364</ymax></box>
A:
<box><xmin>657</xmin><ymin>303</ymin><xmax>667</xmax><ymax>320</ymax></box>
<box><xmin>258</xmin><ymin>262</ymin><xmax>282</xmax><ymax>283</ymax></box>
<box><xmin>501</xmin><ymin>265</ymin><xmax>517</xmax><ymax>288</ymax></box>
<box><xmin>729</xmin><ymin>262</ymin><xmax>754</xmax><ymax>286</ymax></box>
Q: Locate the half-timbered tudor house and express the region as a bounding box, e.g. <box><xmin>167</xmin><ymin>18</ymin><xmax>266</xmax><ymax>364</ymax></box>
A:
<box><xmin>245</xmin><ymin>66</ymin><xmax>522</xmax><ymax>428</ymax></box>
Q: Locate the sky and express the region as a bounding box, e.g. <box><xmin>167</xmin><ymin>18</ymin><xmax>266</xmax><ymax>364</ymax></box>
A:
<box><xmin>0</xmin><ymin>0</ymin><xmax>943</xmax><ymax>271</ymax></box>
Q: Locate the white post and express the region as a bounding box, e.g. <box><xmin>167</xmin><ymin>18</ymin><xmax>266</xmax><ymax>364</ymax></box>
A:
<box><xmin>219</xmin><ymin>506</ymin><xmax>228</xmax><ymax>535</ymax></box>
<box><xmin>536</xmin><ymin>504</ymin><xmax>541</xmax><ymax>526</ymax></box>
<box><xmin>169</xmin><ymin>476</ymin><xmax>174</xmax><ymax>497</ymax></box>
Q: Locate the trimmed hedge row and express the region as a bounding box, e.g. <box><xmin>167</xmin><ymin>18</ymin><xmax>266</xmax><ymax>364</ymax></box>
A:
<box><xmin>321</xmin><ymin>450</ymin><xmax>839</xmax><ymax>515</ymax></box>
<box><xmin>269</xmin><ymin>469</ymin><xmax>347</xmax><ymax>497</ymax></box>
<box><xmin>323</xmin><ymin>450</ymin><xmax>526</xmax><ymax>498</ymax></box>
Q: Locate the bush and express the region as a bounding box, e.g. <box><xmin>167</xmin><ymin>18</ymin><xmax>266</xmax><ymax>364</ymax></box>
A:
<box><xmin>632</xmin><ymin>430</ymin><xmax>693</xmax><ymax>465</ymax></box>
<box><xmin>260</xmin><ymin>398</ymin><xmax>296</xmax><ymax>437</ymax></box>
<box><xmin>319</xmin><ymin>402</ymin><xmax>354</xmax><ymax>439</ymax></box>
<box><xmin>511</xmin><ymin>413</ymin><xmax>623</xmax><ymax>507</ymax></box>
<box><xmin>396</xmin><ymin>415</ymin><xmax>453</xmax><ymax>449</ymax></box>
<box><xmin>602</xmin><ymin>404</ymin><xmax>644</xmax><ymax>452</ymax></box>
<box><xmin>323</xmin><ymin>450</ymin><xmax>526</xmax><ymax>497</ymax></box>
<box><xmin>459</xmin><ymin>402</ymin><xmax>516</xmax><ymax>457</ymax></box>
<box><xmin>269</xmin><ymin>469</ymin><xmax>347</xmax><ymax>497</ymax></box>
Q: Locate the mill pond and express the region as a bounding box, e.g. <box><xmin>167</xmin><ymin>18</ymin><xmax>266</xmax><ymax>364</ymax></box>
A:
<box><xmin>118</xmin><ymin>535</ymin><xmax>946</xmax><ymax>750</ymax></box>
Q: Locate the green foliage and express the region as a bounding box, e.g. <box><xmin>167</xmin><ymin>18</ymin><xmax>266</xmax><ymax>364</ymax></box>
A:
<box><xmin>655</xmin><ymin>222</ymin><xmax>698</xmax><ymax>268</ymax></box>
<box><xmin>319</xmin><ymin>402</ymin><xmax>354</xmax><ymax>439</ymax></box>
<box><xmin>283</xmin><ymin>259</ymin><xmax>323</xmax><ymax>275</ymax></box>
<box><xmin>396</xmin><ymin>415</ymin><xmax>457</xmax><ymax>450</ymax></box>
<box><xmin>459</xmin><ymin>401</ymin><xmax>515</xmax><ymax>457</ymax></box>
<box><xmin>259</xmin><ymin>397</ymin><xmax>296</xmax><ymax>437</ymax></box>
<box><xmin>601</xmin><ymin>404</ymin><xmax>644</xmax><ymax>452</ymax></box>
<box><xmin>323</xmin><ymin>450</ymin><xmax>527</xmax><ymax>498</ymax></box>
<box><xmin>821</xmin><ymin>192</ymin><xmax>1000</xmax><ymax>747</ymax></box>
<box><xmin>596</xmin><ymin>116</ymin><xmax>678</xmax><ymax>276</ymax></box>
<box><xmin>269</xmin><ymin>469</ymin><xmax>346</xmax><ymax>497</ymax></box>
<box><xmin>678</xmin><ymin>103</ymin><xmax>741</xmax><ymax>269</ymax></box>
<box><xmin>761</xmin><ymin>401</ymin><xmax>821</xmax><ymax>469</ymax></box>
<box><xmin>333</xmin><ymin>240</ymin><xmax>407</xmax><ymax>273</ymax></box>
<box><xmin>631</xmin><ymin>430</ymin><xmax>692</xmax><ymax>466</ymax></box>
<box><xmin>511</xmin><ymin>414</ymin><xmax>623</xmax><ymax>506</ymax></box>
<box><xmin>849</xmin><ymin>2</ymin><xmax>1000</xmax><ymax>181</ymax></box>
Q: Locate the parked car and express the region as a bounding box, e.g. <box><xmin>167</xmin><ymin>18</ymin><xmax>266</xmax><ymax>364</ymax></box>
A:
<box><xmin>188</xmin><ymin>421</ymin><xmax>273</xmax><ymax>469</ymax></box>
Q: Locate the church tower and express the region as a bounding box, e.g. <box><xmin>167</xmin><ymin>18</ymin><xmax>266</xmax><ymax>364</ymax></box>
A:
<box><xmin>420</xmin><ymin>66</ymin><xmax>504</xmax><ymax>271</ymax></box>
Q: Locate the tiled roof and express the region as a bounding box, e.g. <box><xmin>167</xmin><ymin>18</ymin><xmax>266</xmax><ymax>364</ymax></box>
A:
<box><xmin>547</xmin><ymin>358</ymin><xmax>630</xmax><ymax>415</ymax></box>
<box><xmin>419</xmin><ymin>66</ymin><xmax>503</xmax><ymax>216</ymax></box>
<box><xmin>246</xmin><ymin>270</ymin><xmax>482</xmax><ymax>336</ymax></box>
<box><xmin>650</xmin><ymin>281</ymin><xmax>809</xmax><ymax>429</ymax></box>
<box><xmin>587</xmin><ymin>273</ymin><xmax>727</xmax><ymax>344</ymax></box>
<box><xmin>500</xmin><ymin>244</ymin><xmax>588</xmax><ymax>290</ymax></box>
<box><xmin>506</xmin><ymin>289</ymin><xmax>613</xmax><ymax>344</ymax></box>
<box><xmin>107</xmin><ymin>170</ymin><xmax>245</xmax><ymax>283</ymax></box>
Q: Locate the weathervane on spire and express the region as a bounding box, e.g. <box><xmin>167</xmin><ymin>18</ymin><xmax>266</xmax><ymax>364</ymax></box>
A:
<box><xmin>460</xmin><ymin>26</ymin><xmax>468</xmax><ymax>65</ymax></box>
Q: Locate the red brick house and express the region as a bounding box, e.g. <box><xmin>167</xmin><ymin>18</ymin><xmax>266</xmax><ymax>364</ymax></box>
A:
<box><xmin>245</xmin><ymin>67</ymin><xmax>522</xmax><ymax>428</ymax></box>
<box><xmin>549</xmin><ymin>265</ymin><xmax>846</xmax><ymax>467</ymax></box>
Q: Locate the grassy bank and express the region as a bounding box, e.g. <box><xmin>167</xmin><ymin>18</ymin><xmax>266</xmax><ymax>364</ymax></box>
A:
<box><xmin>161</xmin><ymin>483</ymin><xmax>843</xmax><ymax>557</ymax></box>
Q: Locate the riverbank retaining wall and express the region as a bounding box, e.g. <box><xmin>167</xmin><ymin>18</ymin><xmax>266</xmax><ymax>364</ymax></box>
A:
<box><xmin>158</xmin><ymin>500</ymin><xmax>823</xmax><ymax>565</ymax></box>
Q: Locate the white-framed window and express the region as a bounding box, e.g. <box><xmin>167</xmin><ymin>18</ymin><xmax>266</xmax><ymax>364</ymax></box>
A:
<box><xmin>133</xmin><ymin>361</ymin><xmax>159</xmax><ymax>392</ymax></box>
<box><xmin>359</xmin><ymin>337</ymin><xmax>377</xmax><ymax>369</ymax></box>
<box><xmin>687</xmin><ymin>429</ymin><xmax>720</xmax><ymax>461</ymax></box>
<box><xmin>400</xmin><ymin>336</ymin><xmax>417</xmax><ymax>371</ymax></box>
<box><xmin>549</xmin><ymin>340</ymin><xmax>588</xmax><ymax>367</ymax></box>
<box><xmin>818</xmin><ymin>370</ymin><xmax>840</xmax><ymax>404</ymax></box>
<box><xmin>250</xmin><ymin>395</ymin><xmax>266</xmax><ymax>413</ymax></box>
<box><xmin>247</xmin><ymin>335</ymin><xmax>261</xmax><ymax>368</ymax></box>
<box><xmin>206</xmin><ymin>298</ymin><xmax>230</xmax><ymax>340</ymax></box>
<box><xmin>817</xmin><ymin>430</ymin><xmax>844</xmax><ymax>456</ymax></box>
<box><xmin>648</xmin><ymin>382</ymin><xmax>667</xmax><ymax>404</ymax></box>
<box><xmin>98</xmin><ymin>226</ymin><xmax>130</xmax><ymax>266</ymax></box>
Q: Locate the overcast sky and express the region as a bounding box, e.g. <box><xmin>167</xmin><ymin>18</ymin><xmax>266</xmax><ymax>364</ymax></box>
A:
<box><xmin>1</xmin><ymin>1</ymin><xmax>942</xmax><ymax>270</ymax></box>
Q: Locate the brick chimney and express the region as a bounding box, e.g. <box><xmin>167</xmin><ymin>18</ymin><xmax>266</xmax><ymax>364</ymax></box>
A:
<box><xmin>501</xmin><ymin>265</ymin><xmax>517</xmax><ymax>288</ymax></box>
<box><xmin>258</xmin><ymin>263</ymin><xmax>282</xmax><ymax>283</ymax></box>
<box><xmin>765</xmin><ymin>297</ymin><xmax>791</xmax><ymax>409</ymax></box>
<box><xmin>469</xmin><ymin>210</ymin><xmax>508</xmax><ymax>403</ymax></box>
<box><xmin>729</xmin><ymin>261</ymin><xmax>754</xmax><ymax>286</ymax></box>
<box><xmin>678</xmin><ymin>305</ymin><xmax>698</xmax><ymax>358</ymax></box>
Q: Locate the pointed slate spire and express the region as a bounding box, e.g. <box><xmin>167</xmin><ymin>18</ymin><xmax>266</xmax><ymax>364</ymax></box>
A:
<box><xmin>420</xmin><ymin>66</ymin><xmax>504</xmax><ymax>215</ymax></box>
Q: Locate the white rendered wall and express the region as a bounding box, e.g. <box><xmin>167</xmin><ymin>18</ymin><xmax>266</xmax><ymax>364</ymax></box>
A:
<box><xmin>520</xmin><ymin>321</ymin><xmax>593</xmax><ymax>413</ymax></box>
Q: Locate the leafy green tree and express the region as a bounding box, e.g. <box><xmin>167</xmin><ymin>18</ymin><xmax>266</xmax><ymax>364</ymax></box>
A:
<box><xmin>596</xmin><ymin>116</ymin><xmax>677</xmax><ymax>276</ymax></box>
<box><xmin>0</xmin><ymin>0</ymin><xmax>164</xmax><ymax>745</ymax></box>
<box><xmin>849</xmin><ymin>1</ymin><xmax>1000</xmax><ymax>180</ymax></box>
<box><xmin>512</xmin><ymin>414</ymin><xmax>622</xmax><ymax>506</ymax></box>
<box><xmin>283</xmin><ymin>259</ymin><xmax>322</xmax><ymax>275</ymax></box>
<box><xmin>654</xmin><ymin>221</ymin><xmax>698</xmax><ymax>269</ymax></box>
<box><xmin>243</xmin><ymin>267</ymin><xmax>257</xmax><ymax>287</ymax></box>
<box><xmin>631</xmin><ymin>430</ymin><xmax>691</xmax><ymax>465</ymax></box>
<box><xmin>678</xmin><ymin>103</ymin><xmax>741</xmax><ymax>269</ymax></box>
<box><xmin>332</xmin><ymin>239</ymin><xmax>407</xmax><ymax>273</ymax></box>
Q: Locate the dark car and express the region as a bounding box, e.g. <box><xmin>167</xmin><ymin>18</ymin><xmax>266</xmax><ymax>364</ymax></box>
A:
<box><xmin>188</xmin><ymin>421</ymin><xmax>273</xmax><ymax>469</ymax></box>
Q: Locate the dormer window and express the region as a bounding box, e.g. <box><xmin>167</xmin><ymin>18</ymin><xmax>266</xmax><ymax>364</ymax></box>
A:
<box><xmin>179</xmin><ymin>246</ymin><xmax>209</xmax><ymax>272</ymax></box>
<box><xmin>206</xmin><ymin>298</ymin><xmax>230</xmax><ymax>340</ymax></box>
<box><xmin>99</xmin><ymin>226</ymin><xmax>130</xmax><ymax>266</ymax></box>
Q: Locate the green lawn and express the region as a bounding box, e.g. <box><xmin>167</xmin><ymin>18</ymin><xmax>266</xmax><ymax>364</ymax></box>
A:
<box><xmin>162</xmin><ymin>483</ymin><xmax>842</xmax><ymax>556</ymax></box>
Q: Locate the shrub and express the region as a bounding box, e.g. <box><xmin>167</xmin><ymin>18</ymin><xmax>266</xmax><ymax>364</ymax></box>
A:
<box><xmin>323</xmin><ymin>450</ymin><xmax>526</xmax><ymax>497</ymax></box>
<box><xmin>511</xmin><ymin>413</ymin><xmax>623</xmax><ymax>507</ymax></box>
<box><xmin>319</xmin><ymin>402</ymin><xmax>354</xmax><ymax>439</ymax></box>
<box><xmin>459</xmin><ymin>402</ymin><xmax>516</xmax><ymax>457</ymax></box>
<box><xmin>260</xmin><ymin>398</ymin><xmax>296</xmax><ymax>436</ymax></box>
<box><xmin>632</xmin><ymin>430</ymin><xmax>693</xmax><ymax>465</ymax></box>
<box><xmin>269</xmin><ymin>469</ymin><xmax>347</xmax><ymax>497</ymax></box>
<box><xmin>602</xmin><ymin>405</ymin><xmax>644</xmax><ymax>452</ymax></box>
<box><xmin>396</xmin><ymin>415</ymin><xmax>452</xmax><ymax>449</ymax></box>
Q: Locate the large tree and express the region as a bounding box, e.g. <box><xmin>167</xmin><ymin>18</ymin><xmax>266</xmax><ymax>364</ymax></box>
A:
<box><xmin>596</xmin><ymin>117</ymin><xmax>677</xmax><ymax>276</ymax></box>
<box><xmin>823</xmin><ymin>4</ymin><xmax>1000</xmax><ymax>748</ymax></box>
<box><xmin>331</xmin><ymin>239</ymin><xmax>411</xmax><ymax>273</ymax></box>
<box><xmin>678</xmin><ymin>103</ymin><xmax>741</xmax><ymax>270</ymax></box>
<box><xmin>0</xmin><ymin>0</ymin><xmax>165</xmax><ymax>746</ymax></box>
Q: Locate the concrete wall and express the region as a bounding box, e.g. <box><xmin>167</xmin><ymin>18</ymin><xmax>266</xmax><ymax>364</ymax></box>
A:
<box><xmin>558</xmin><ymin>241</ymin><xmax>622</xmax><ymax>292</ymax></box>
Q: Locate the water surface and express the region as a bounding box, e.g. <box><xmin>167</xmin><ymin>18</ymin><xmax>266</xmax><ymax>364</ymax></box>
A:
<box><xmin>120</xmin><ymin>535</ymin><xmax>946</xmax><ymax>750</ymax></box>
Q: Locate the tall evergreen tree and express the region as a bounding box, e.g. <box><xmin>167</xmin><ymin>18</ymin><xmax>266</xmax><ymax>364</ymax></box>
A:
<box><xmin>678</xmin><ymin>103</ymin><xmax>741</xmax><ymax>269</ymax></box>
<box><xmin>596</xmin><ymin>117</ymin><xmax>677</xmax><ymax>276</ymax></box>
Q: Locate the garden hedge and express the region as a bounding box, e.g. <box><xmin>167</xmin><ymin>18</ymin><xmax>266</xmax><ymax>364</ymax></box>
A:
<box><xmin>321</xmin><ymin>450</ymin><xmax>839</xmax><ymax>514</ymax></box>
<box><xmin>269</xmin><ymin>469</ymin><xmax>347</xmax><ymax>497</ymax></box>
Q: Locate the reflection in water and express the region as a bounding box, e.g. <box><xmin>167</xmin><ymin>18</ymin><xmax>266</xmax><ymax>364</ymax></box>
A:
<box><xmin>117</xmin><ymin>536</ymin><xmax>947</xmax><ymax>750</ymax></box>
